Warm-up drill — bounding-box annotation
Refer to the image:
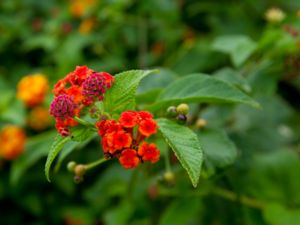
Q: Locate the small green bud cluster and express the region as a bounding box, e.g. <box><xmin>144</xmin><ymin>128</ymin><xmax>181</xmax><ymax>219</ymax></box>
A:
<box><xmin>67</xmin><ymin>161</ymin><xmax>86</xmax><ymax>184</ymax></box>
<box><xmin>167</xmin><ymin>103</ymin><xmax>189</xmax><ymax>124</ymax></box>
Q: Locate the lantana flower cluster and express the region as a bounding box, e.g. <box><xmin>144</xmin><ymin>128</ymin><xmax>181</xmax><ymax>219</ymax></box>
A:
<box><xmin>96</xmin><ymin>111</ymin><xmax>160</xmax><ymax>169</ymax></box>
<box><xmin>17</xmin><ymin>74</ymin><xmax>49</xmax><ymax>107</ymax></box>
<box><xmin>50</xmin><ymin>66</ymin><xmax>114</xmax><ymax>136</ymax></box>
<box><xmin>0</xmin><ymin>125</ymin><xmax>26</xmax><ymax>160</ymax></box>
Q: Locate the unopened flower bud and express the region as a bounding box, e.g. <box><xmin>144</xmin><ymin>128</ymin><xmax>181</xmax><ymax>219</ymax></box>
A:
<box><xmin>167</xmin><ymin>106</ymin><xmax>177</xmax><ymax>117</ymax></box>
<box><xmin>67</xmin><ymin>161</ymin><xmax>76</xmax><ymax>172</ymax></box>
<box><xmin>196</xmin><ymin>118</ymin><xmax>207</xmax><ymax>129</ymax></box>
<box><xmin>74</xmin><ymin>175</ymin><xmax>83</xmax><ymax>184</ymax></box>
<box><xmin>176</xmin><ymin>103</ymin><xmax>189</xmax><ymax>115</ymax></box>
<box><xmin>265</xmin><ymin>7</ymin><xmax>285</xmax><ymax>23</ymax></box>
<box><xmin>163</xmin><ymin>171</ymin><xmax>175</xmax><ymax>185</ymax></box>
<box><xmin>100</xmin><ymin>113</ymin><xmax>109</xmax><ymax>121</ymax></box>
<box><xmin>74</xmin><ymin>164</ymin><xmax>86</xmax><ymax>176</ymax></box>
<box><xmin>176</xmin><ymin>114</ymin><xmax>187</xmax><ymax>124</ymax></box>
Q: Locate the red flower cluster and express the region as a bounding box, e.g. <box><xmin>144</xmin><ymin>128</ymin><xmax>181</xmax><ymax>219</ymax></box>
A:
<box><xmin>96</xmin><ymin>111</ymin><xmax>160</xmax><ymax>169</ymax></box>
<box><xmin>50</xmin><ymin>66</ymin><xmax>114</xmax><ymax>136</ymax></box>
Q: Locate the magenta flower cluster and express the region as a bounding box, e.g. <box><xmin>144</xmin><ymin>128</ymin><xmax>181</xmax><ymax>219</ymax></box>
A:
<box><xmin>50</xmin><ymin>94</ymin><xmax>76</xmax><ymax>119</ymax></box>
<box><xmin>82</xmin><ymin>72</ymin><xmax>107</xmax><ymax>101</ymax></box>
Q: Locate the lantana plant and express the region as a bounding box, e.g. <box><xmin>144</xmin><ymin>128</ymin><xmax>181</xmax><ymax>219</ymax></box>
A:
<box><xmin>45</xmin><ymin>66</ymin><xmax>258</xmax><ymax>187</ymax></box>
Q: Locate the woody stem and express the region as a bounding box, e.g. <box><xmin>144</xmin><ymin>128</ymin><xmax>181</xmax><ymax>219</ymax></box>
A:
<box><xmin>84</xmin><ymin>157</ymin><xmax>108</xmax><ymax>170</ymax></box>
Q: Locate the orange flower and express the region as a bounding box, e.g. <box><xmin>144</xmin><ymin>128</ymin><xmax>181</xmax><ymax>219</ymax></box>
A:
<box><xmin>27</xmin><ymin>106</ymin><xmax>52</xmax><ymax>130</ymax></box>
<box><xmin>112</xmin><ymin>131</ymin><xmax>132</xmax><ymax>150</ymax></box>
<box><xmin>69</xmin><ymin>0</ymin><xmax>96</xmax><ymax>18</ymax></box>
<box><xmin>0</xmin><ymin>126</ymin><xmax>26</xmax><ymax>160</ymax></box>
<box><xmin>65</xmin><ymin>65</ymin><xmax>93</xmax><ymax>86</ymax></box>
<box><xmin>17</xmin><ymin>74</ymin><xmax>49</xmax><ymax>107</ymax></box>
<box><xmin>138</xmin><ymin>119</ymin><xmax>157</xmax><ymax>137</ymax></box>
<box><xmin>119</xmin><ymin>111</ymin><xmax>138</xmax><ymax>128</ymax></box>
<box><xmin>79</xmin><ymin>18</ymin><xmax>95</xmax><ymax>35</ymax></box>
<box><xmin>96</xmin><ymin>111</ymin><xmax>160</xmax><ymax>168</ymax></box>
<box><xmin>138</xmin><ymin>111</ymin><xmax>153</xmax><ymax>120</ymax></box>
<box><xmin>65</xmin><ymin>85</ymin><xmax>84</xmax><ymax>103</ymax></box>
<box><xmin>138</xmin><ymin>142</ymin><xmax>160</xmax><ymax>163</ymax></box>
<box><xmin>53</xmin><ymin>78</ymin><xmax>67</xmax><ymax>96</ymax></box>
<box><xmin>119</xmin><ymin>149</ymin><xmax>140</xmax><ymax>169</ymax></box>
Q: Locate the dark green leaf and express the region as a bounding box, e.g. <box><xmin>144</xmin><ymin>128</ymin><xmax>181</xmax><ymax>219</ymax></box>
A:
<box><xmin>212</xmin><ymin>35</ymin><xmax>257</xmax><ymax>67</ymax></box>
<box><xmin>198</xmin><ymin>128</ymin><xmax>238</xmax><ymax>168</ymax></box>
<box><xmin>157</xmin><ymin>118</ymin><xmax>203</xmax><ymax>187</ymax></box>
<box><xmin>148</xmin><ymin>74</ymin><xmax>259</xmax><ymax>112</ymax></box>
<box><xmin>10</xmin><ymin>131</ymin><xmax>57</xmax><ymax>185</ymax></box>
<box><xmin>263</xmin><ymin>203</ymin><xmax>300</xmax><ymax>225</ymax></box>
<box><xmin>44</xmin><ymin>135</ymin><xmax>71</xmax><ymax>182</ymax></box>
<box><xmin>103</xmin><ymin>70</ymin><xmax>157</xmax><ymax>116</ymax></box>
<box><xmin>159</xmin><ymin>198</ymin><xmax>201</xmax><ymax>225</ymax></box>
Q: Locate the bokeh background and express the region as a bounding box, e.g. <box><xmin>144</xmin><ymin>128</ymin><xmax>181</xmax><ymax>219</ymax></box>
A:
<box><xmin>1</xmin><ymin>0</ymin><xmax>300</xmax><ymax>225</ymax></box>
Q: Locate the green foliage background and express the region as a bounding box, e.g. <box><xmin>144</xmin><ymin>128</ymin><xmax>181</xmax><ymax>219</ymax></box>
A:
<box><xmin>1</xmin><ymin>0</ymin><xmax>300</xmax><ymax>225</ymax></box>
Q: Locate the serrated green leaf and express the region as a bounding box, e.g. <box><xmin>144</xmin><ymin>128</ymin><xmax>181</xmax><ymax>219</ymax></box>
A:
<box><xmin>54</xmin><ymin>133</ymin><xmax>97</xmax><ymax>172</ymax></box>
<box><xmin>157</xmin><ymin>118</ymin><xmax>203</xmax><ymax>187</ymax></box>
<box><xmin>197</xmin><ymin>128</ymin><xmax>238</xmax><ymax>168</ymax></box>
<box><xmin>148</xmin><ymin>74</ymin><xmax>259</xmax><ymax>112</ymax></box>
<box><xmin>70</xmin><ymin>125</ymin><xmax>95</xmax><ymax>142</ymax></box>
<box><xmin>44</xmin><ymin>135</ymin><xmax>71</xmax><ymax>182</ymax></box>
<box><xmin>103</xmin><ymin>69</ymin><xmax>157</xmax><ymax>116</ymax></box>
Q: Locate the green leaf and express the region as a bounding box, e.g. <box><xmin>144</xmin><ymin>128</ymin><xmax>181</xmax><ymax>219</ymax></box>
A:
<box><xmin>263</xmin><ymin>203</ymin><xmax>300</xmax><ymax>225</ymax></box>
<box><xmin>197</xmin><ymin>128</ymin><xmax>238</xmax><ymax>168</ymax></box>
<box><xmin>213</xmin><ymin>67</ymin><xmax>251</xmax><ymax>92</ymax></box>
<box><xmin>103</xmin><ymin>70</ymin><xmax>157</xmax><ymax>116</ymax></box>
<box><xmin>104</xmin><ymin>201</ymin><xmax>134</xmax><ymax>225</ymax></box>
<box><xmin>212</xmin><ymin>35</ymin><xmax>257</xmax><ymax>67</ymax></box>
<box><xmin>159</xmin><ymin>198</ymin><xmax>201</xmax><ymax>225</ymax></box>
<box><xmin>44</xmin><ymin>135</ymin><xmax>71</xmax><ymax>182</ymax></box>
<box><xmin>157</xmin><ymin>118</ymin><xmax>203</xmax><ymax>187</ymax></box>
<box><xmin>54</xmin><ymin>134</ymin><xmax>97</xmax><ymax>172</ymax></box>
<box><xmin>10</xmin><ymin>131</ymin><xmax>57</xmax><ymax>185</ymax></box>
<box><xmin>148</xmin><ymin>74</ymin><xmax>259</xmax><ymax>112</ymax></box>
<box><xmin>70</xmin><ymin>125</ymin><xmax>95</xmax><ymax>142</ymax></box>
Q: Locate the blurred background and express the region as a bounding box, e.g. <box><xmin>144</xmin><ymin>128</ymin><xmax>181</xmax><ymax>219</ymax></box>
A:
<box><xmin>1</xmin><ymin>0</ymin><xmax>300</xmax><ymax>224</ymax></box>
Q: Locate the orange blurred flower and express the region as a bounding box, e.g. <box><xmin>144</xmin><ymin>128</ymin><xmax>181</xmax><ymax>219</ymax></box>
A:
<box><xmin>0</xmin><ymin>126</ymin><xmax>26</xmax><ymax>160</ymax></box>
<box><xmin>79</xmin><ymin>18</ymin><xmax>95</xmax><ymax>35</ymax></box>
<box><xmin>17</xmin><ymin>74</ymin><xmax>49</xmax><ymax>107</ymax></box>
<box><xmin>69</xmin><ymin>0</ymin><xmax>96</xmax><ymax>18</ymax></box>
<box><xmin>27</xmin><ymin>106</ymin><xmax>52</xmax><ymax>131</ymax></box>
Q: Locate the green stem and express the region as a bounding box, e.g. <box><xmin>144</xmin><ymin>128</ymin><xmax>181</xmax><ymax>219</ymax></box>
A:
<box><xmin>157</xmin><ymin>186</ymin><xmax>265</xmax><ymax>209</ymax></box>
<box><xmin>84</xmin><ymin>158</ymin><xmax>108</xmax><ymax>170</ymax></box>
<box><xmin>164</xmin><ymin>148</ymin><xmax>171</xmax><ymax>172</ymax></box>
<box><xmin>74</xmin><ymin>116</ymin><xmax>94</xmax><ymax>127</ymax></box>
<box><xmin>212</xmin><ymin>187</ymin><xmax>265</xmax><ymax>209</ymax></box>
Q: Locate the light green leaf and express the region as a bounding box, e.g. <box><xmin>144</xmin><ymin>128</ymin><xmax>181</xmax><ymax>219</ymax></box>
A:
<box><xmin>103</xmin><ymin>69</ymin><xmax>157</xmax><ymax>116</ymax></box>
<box><xmin>263</xmin><ymin>203</ymin><xmax>300</xmax><ymax>225</ymax></box>
<box><xmin>148</xmin><ymin>74</ymin><xmax>259</xmax><ymax>112</ymax></box>
<box><xmin>197</xmin><ymin>128</ymin><xmax>238</xmax><ymax>168</ymax></box>
<box><xmin>212</xmin><ymin>35</ymin><xmax>257</xmax><ymax>67</ymax></box>
<box><xmin>157</xmin><ymin>118</ymin><xmax>203</xmax><ymax>187</ymax></box>
<box><xmin>45</xmin><ymin>135</ymin><xmax>71</xmax><ymax>182</ymax></box>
